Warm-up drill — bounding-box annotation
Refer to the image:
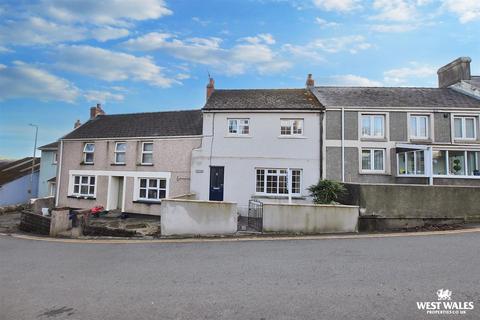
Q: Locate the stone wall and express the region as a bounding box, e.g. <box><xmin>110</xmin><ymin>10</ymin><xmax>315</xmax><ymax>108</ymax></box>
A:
<box><xmin>19</xmin><ymin>211</ymin><xmax>51</xmax><ymax>235</ymax></box>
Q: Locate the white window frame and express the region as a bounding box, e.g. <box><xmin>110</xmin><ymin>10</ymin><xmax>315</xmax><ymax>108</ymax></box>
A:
<box><xmin>453</xmin><ymin>116</ymin><xmax>477</xmax><ymax>140</ymax></box>
<box><xmin>83</xmin><ymin>143</ymin><xmax>95</xmax><ymax>164</ymax></box>
<box><xmin>255</xmin><ymin>168</ymin><xmax>302</xmax><ymax>196</ymax></box>
<box><xmin>114</xmin><ymin>142</ymin><xmax>127</xmax><ymax>164</ymax></box>
<box><xmin>137</xmin><ymin>177</ymin><xmax>167</xmax><ymax>202</ymax></box>
<box><xmin>280</xmin><ymin>119</ymin><xmax>304</xmax><ymax>136</ymax></box>
<box><xmin>360</xmin><ymin>148</ymin><xmax>386</xmax><ymax>173</ymax></box>
<box><xmin>228</xmin><ymin>118</ymin><xmax>250</xmax><ymax>135</ymax></box>
<box><xmin>48</xmin><ymin>181</ymin><xmax>56</xmax><ymax>197</ymax></box>
<box><xmin>71</xmin><ymin>175</ymin><xmax>96</xmax><ymax>197</ymax></box>
<box><xmin>52</xmin><ymin>152</ymin><xmax>58</xmax><ymax>164</ymax></box>
<box><xmin>409</xmin><ymin>114</ymin><xmax>430</xmax><ymax>140</ymax></box>
<box><xmin>141</xmin><ymin>142</ymin><xmax>154</xmax><ymax>165</ymax></box>
<box><xmin>397</xmin><ymin>150</ymin><xmax>426</xmax><ymax>177</ymax></box>
<box><xmin>432</xmin><ymin>150</ymin><xmax>480</xmax><ymax>178</ymax></box>
<box><xmin>360</xmin><ymin>114</ymin><xmax>386</xmax><ymax>139</ymax></box>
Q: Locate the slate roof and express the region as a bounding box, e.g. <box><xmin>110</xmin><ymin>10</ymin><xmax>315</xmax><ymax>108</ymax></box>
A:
<box><xmin>312</xmin><ymin>87</ymin><xmax>480</xmax><ymax>109</ymax></box>
<box><xmin>0</xmin><ymin>157</ymin><xmax>40</xmax><ymax>187</ymax></box>
<box><xmin>465</xmin><ymin>76</ymin><xmax>480</xmax><ymax>89</ymax></box>
<box><xmin>38</xmin><ymin>141</ymin><xmax>58</xmax><ymax>150</ymax></box>
<box><xmin>203</xmin><ymin>89</ymin><xmax>322</xmax><ymax>111</ymax></box>
<box><xmin>62</xmin><ymin>110</ymin><xmax>203</xmax><ymax>140</ymax></box>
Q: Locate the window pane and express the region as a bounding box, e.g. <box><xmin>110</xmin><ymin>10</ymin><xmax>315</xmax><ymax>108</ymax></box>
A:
<box><xmin>361</xmin><ymin>150</ymin><xmax>371</xmax><ymax>170</ymax></box>
<box><xmin>116</xmin><ymin>143</ymin><xmax>126</xmax><ymax>151</ymax></box>
<box><xmin>85</xmin><ymin>153</ymin><xmax>94</xmax><ymax>163</ymax></box>
<box><xmin>292</xmin><ymin>120</ymin><xmax>303</xmax><ymax>134</ymax></box>
<box><xmin>142</xmin><ymin>153</ymin><xmax>153</xmax><ymax>164</ymax></box>
<box><xmin>228</xmin><ymin>119</ymin><xmax>237</xmax><ymax>133</ymax></box>
<box><xmin>81</xmin><ymin>176</ymin><xmax>88</xmax><ymax>184</ymax></box>
<box><xmin>159</xmin><ymin>190</ymin><xmax>166</xmax><ymax>199</ymax></box>
<box><xmin>278</xmin><ymin>176</ymin><xmax>288</xmax><ymax>194</ymax></box>
<box><xmin>256</xmin><ymin>170</ymin><xmax>264</xmax><ymax>192</ymax></box>
<box><xmin>454</xmin><ymin>118</ymin><xmax>463</xmax><ymax>138</ymax></box>
<box><xmin>449</xmin><ymin>151</ymin><xmax>465</xmax><ymax>175</ymax></box>
<box><xmin>374</xmin><ymin>116</ymin><xmax>384</xmax><ymax>137</ymax></box>
<box><xmin>266</xmin><ymin>175</ymin><xmax>278</xmax><ymax>194</ymax></box>
<box><xmin>373</xmin><ymin>150</ymin><xmax>384</xmax><ymax>171</ymax></box>
<box><xmin>418</xmin><ymin>117</ymin><xmax>427</xmax><ymax>137</ymax></box>
<box><xmin>148</xmin><ymin>189</ymin><xmax>158</xmax><ymax>199</ymax></box>
<box><xmin>291</xmin><ymin>170</ymin><xmax>301</xmax><ymax>194</ymax></box>
<box><xmin>410</xmin><ymin>117</ymin><xmax>417</xmax><ymax>137</ymax></box>
<box><xmin>467</xmin><ymin>151</ymin><xmax>480</xmax><ymax>176</ymax></box>
<box><xmin>90</xmin><ymin>176</ymin><xmax>95</xmax><ymax>184</ymax></box>
<box><xmin>159</xmin><ymin>179</ymin><xmax>166</xmax><ymax>189</ymax></box>
<box><xmin>116</xmin><ymin>153</ymin><xmax>125</xmax><ymax>163</ymax></box>
<box><xmin>407</xmin><ymin>152</ymin><xmax>415</xmax><ymax>174</ymax></box>
<box><xmin>149</xmin><ymin>179</ymin><xmax>157</xmax><ymax>188</ymax></box>
<box><xmin>84</xmin><ymin>143</ymin><xmax>94</xmax><ymax>152</ymax></box>
<box><xmin>280</xmin><ymin>120</ymin><xmax>291</xmax><ymax>135</ymax></box>
<box><xmin>74</xmin><ymin>185</ymin><xmax>79</xmax><ymax>193</ymax></box>
<box><xmin>140</xmin><ymin>179</ymin><xmax>147</xmax><ymax>188</ymax></box>
<box><xmin>80</xmin><ymin>186</ymin><xmax>88</xmax><ymax>194</ymax></box>
<box><xmin>416</xmin><ymin>151</ymin><xmax>425</xmax><ymax>174</ymax></box>
<box><xmin>74</xmin><ymin>176</ymin><xmax>80</xmax><ymax>184</ymax></box>
<box><xmin>143</xmin><ymin>143</ymin><xmax>153</xmax><ymax>151</ymax></box>
<box><xmin>433</xmin><ymin>151</ymin><xmax>446</xmax><ymax>175</ymax></box>
<box><xmin>139</xmin><ymin>189</ymin><xmax>146</xmax><ymax>198</ymax></box>
<box><xmin>466</xmin><ymin>118</ymin><xmax>475</xmax><ymax>138</ymax></box>
<box><xmin>398</xmin><ymin>154</ymin><xmax>406</xmax><ymax>175</ymax></box>
<box><xmin>361</xmin><ymin>116</ymin><xmax>370</xmax><ymax>136</ymax></box>
<box><xmin>89</xmin><ymin>186</ymin><xmax>95</xmax><ymax>194</ymax></box>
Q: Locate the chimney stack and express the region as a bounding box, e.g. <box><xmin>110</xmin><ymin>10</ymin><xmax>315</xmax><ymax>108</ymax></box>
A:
<box><xmin>306</xmin><ymin>74</ymin><xmax>315</xmax><ymax>89</ymax></box>
<box><xmin>74</xmin><ymin>120</ymin><xmax>81</xmax><ymax>129</ymax></box>
<box><xmin>90</xmin><ymin>103</ymin><xmax>105</xmax><ymax>119</ymax></box>
<box><xmin>206</xmin><ymin>77</ymin><xmax>215</xmax><ymax>101</ymax></box>
<box><xmin>437</xmin><ymin>57</ymin><xmax>471</xmax><ymax>88</ymax></box>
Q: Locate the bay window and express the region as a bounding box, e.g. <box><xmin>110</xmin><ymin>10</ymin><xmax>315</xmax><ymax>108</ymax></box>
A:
<box><xmin>454</xmin><ymin>116</ymin><xmax>476</xmax><ymax>140</ymax></box>
<box><xmin>255</xmin><ymin>168</ymin><xmax>302</xmax><ymax>195</ymax></box>
<box><xmin>397</xmin><ymin>150</ymin><xmax>425</xmax><ymax>175</ymax></box>
<box><xmin>361</xmin><ymin>149</ymin><xmax>385</xmax><ymax>172</ymax></box>
<box><xmin>432</xmin><ymin>150</ymin><xmax>480</xmax><ymax>176</ymax></box>
<box><xmin>361</xmin><ymin>114</ymin><xmax>385</xmax><ymax>138</ymax></box>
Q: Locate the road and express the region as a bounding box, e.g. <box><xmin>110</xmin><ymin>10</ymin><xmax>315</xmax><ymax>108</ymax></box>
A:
<box><xmin>1</xmin><ymin>233</ymin><xmax>479</xmax><ymax>320</ymax></box>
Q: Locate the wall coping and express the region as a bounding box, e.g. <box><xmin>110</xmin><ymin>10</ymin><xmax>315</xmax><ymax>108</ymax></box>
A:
<box><xmin>162</xmin><ymin>199</ymin><xmax>237</xmax><ymax>205</ymax></box>
<box><xmin>263</xmin><ymin>202</ymin><xmax>359</xmax><ymax>209</ymax></box>
<box><xmin>344</xmin><ymin>182</ymin><xmax>480</xmax><ymax>189</ymax></box>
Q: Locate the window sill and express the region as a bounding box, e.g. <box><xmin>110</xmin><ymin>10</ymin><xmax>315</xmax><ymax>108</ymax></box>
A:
<box><xmin>360</xmin><ymin>137</ymin><xmax>387</xmax><ymax>142</ymax></box>
<box><xmin>252</xmin><ymin>194</ymin><xmax>305</xmax><ymax>200</ymax></box>
<box><xmin>67</xmin><ymin>195</ymin><xmax>96</xmax><ymax>200</ymax></box>
<box><xmin>397</xmin><ymin>174</ymin><xmax>428</xmax><ymax>178</ymax></box>
<box><xmin>453</xmin><ymin>139</ymin><xmax>478</xmax><ymax>143</ymax></box>
<box><xmin>224</xmin><ymin>134</ymin><xmax>252</xmax><ymax>138</ymax></box>
<box><xmin>277</xmin><ymin>135</ymin><xmax>307</xmax><ymax>139</ymax></box>
<box><xmin>111</xmin><ymin>163</ymin><xmax>126</xmax><ymax>166</ymax></box>
<box><xmin>80</xmin><ymin>162</ymin><xmax>94</xmax><ymax>166</ymax></box>
<box><xmin>409</xmin><ymin>138</ymin><xmax>432</xmax><ymax>143</ymax></box>
<box><xmin>137</xmin><ymin>163</ymin><xmax>154</xmax><ymax>166</ymax></box>
<box><xmin>133</xmin><ymin>200</ymin><xmax>163</xmax><ymax>204</ymax></box>
<box><xmin>434</xmin><ymin>175</ymin><xmax>480</xmax><ymax>179</ymax></box>
<box><xmin>359</xmin><ymin>171</ymin><xmax>389</xmax><ymax>175</ymax></box>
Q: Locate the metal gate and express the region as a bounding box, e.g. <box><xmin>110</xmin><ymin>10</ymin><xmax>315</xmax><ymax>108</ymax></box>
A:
<box><xmin>248</xmin><ymin>200</ymin><xmax>263</xmax><ymax>232</ymax></box>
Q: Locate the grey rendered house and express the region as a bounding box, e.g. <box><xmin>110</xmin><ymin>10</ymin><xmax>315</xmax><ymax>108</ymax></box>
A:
<box><xmin>38</xmin><ymin>141</ymin><xmax>58</xmax><ymax>198</ymax></box>
<box><xmin>311</xmin><ymin>58</ymin><xmax>480</xmax><ymax>186</ymax></box>
<box><xmin>56</xmin><ymin>108</ymin><xmax>202</xmax><ymax>215</ymax></box>
<box><xmin>190</xmin><ymin>80</ymin><xmax>323</xmax><ymax>211</ymax></box>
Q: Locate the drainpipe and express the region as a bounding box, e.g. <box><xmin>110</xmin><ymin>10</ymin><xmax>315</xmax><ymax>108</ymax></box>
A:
<box><xmin>428</xmin><ymin>146</ymin><xmax>433</xmax><ymax>186</ymax></box>
<box><xmin>288</xmin><ymin>169</ymin><xmax>292</xmax><ymax>204</ymax></box>
<box><xmin>319</xmin><ymin>112</ymin><xmax>323</xmax><ymax>180</ymax></box>
<box><xmin>55</xmin><ymin>140</ymin><xmax>63</xmax><ymax>207</ymax></box>
<box><xmin>341</xmin><ymin>108</ymin><xmax>345</xmax><ymax>182</ymax></box>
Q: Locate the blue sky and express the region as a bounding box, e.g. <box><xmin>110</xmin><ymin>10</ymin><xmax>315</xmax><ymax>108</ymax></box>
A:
<box><xmin>1</xmin><ymin>0</ymin><xmax>479</xmax><ymax>158</ymax></box>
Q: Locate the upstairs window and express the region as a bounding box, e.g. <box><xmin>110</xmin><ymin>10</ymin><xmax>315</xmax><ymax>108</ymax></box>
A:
<box><xmin>83</xmin><ymin>143</ymin><xmax>95</xmax><ymax>164</ymax></box>
<box><xmin>52</xmin><ymin>152</ymin><xmax>58</xmax><ymax>164</ymax></box>
<box><xmin>228</xmin><ymin>119</ymin><xmax>250</xmax><ymax>135</ymax></box>
<box><xmin>114</xmin><ymin>142</ymin><xmax>126</xmax><ymax>164</ymax></box>
<box><xmin>141</xmin><ymin>142</ymin><xmax>153</xmax><ymax>164</ymax></box>
<box><xmin>280</xmin><ymin>119</ymin><xmax>303</xmax><ymax>136</ymax></box>
<box><xmin>138</xmin><ymin>178</ymin><xmax>166</xmax><ymax>201</ymax></box>
<box><xmin>361</xmin><ymin>114</ymin><xmax>385</xmax><ymax>138</ymax></box>
<box><xmin>409</xmin><ymin>115</ymin><xmax>429</xmax><ymax>140</ymax></box>
<box><xmin>454</xmin><ymin>116</ymin><xmax>476</xmax><ymax>140</ymax></box>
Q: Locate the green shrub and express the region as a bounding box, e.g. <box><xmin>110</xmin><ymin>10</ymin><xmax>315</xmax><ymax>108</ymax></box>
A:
<box><xmin>308</xmin><ymin>179</ymin><xmax>347</xmax><ymax>204</ymax></box>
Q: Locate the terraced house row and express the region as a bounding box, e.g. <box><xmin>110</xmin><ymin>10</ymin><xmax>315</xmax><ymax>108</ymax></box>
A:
<box><xmin>49</xmin><ymin>57</ymin><xmax>480</xmax><ymax>215</ymax></box>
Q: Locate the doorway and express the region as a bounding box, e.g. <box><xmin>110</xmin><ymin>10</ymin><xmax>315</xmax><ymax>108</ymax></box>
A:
<box><xmin>107</xmin><ymin>176</ymin><xmax>124</xmax><ymax>211</ymax></box>
<box><xmin>209</xmin><ymin>166</ymin><xmax>224</xmax><ymax>201</ymax></box>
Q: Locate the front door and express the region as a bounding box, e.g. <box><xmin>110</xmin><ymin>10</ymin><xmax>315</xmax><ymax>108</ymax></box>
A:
<box><xmin>209</xmin><ymin>166</ymin><xmax>224</xmax><ymax>201</ymax></box>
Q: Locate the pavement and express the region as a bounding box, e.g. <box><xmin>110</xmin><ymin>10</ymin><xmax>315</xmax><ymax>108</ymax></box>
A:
<box><xmin>1</xmin><ymin>231</ymin><xmax>479</xmax><ymax>320</ymax></box>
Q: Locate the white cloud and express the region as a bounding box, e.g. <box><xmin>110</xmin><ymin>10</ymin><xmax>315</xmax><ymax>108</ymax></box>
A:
<box><xmin>56</xmin><ymin>45</ymin><xmax>175</xmax><ymax>87</ymax></box>
<box><xmin>0</xmin><ymin>17</ymin><xmax>86</xmax><ymax>46</ymax></box>
<box><xmin>442</xmin><ymin>0</ymin><xmax>480</xmax><ymax>23</ymax></box>
<box><xmin>123</xmin><ymin>33</ymin><xmax>290</xmax><ymax>76</ymax></box>
<box><xmin>0</xmin><ymin>61</ymin><xmax>79</xmax><ymax>102</ymax></box>
<box><xmin>312</xmin><ymin>0</ymin><xmax>361</xmax><ymax>12</ymax></box>
<box><xmin>38</xmin><ymin>0</ymin><xmax>172</xmax><ymax>25</ymax></box>
<box><xmin>315</xmin><ymin>17</ymin><xmax>340</xmax><ymax>27</ymax></box>
<box><xmin>330</xmin><ymin>74</ymin><xmax>382</xmax><ymax>86</ymax></box>
<box><xmin>371</xmin><ymin>23</ymin><xmax>417</xmax><ymax>32</ymax></box>
<box><xmin>284</xmin><ymin>35</ymin><xmax>371</xmax><ymax>59</ymax></box>
<box><xmin>0</xmin><ymin>46</ymin><xmax>13</xmax><ymax>53</ymax></box>
<box><xmin>383</xmin><ymin>63</ymin><xmax>436</xmax><ymax>85</ymax></box>
<box><xmin>84</xmin><ymin>90</ymin><xmax>124</xmax><ymax>103</ymax></box>
<box><xmin>192</xmin><ymin>17</ymin><xmax>210</xmax><ymax>26</ymax></box>
<box><xmin>90</xmin><ymin>26</ymin><xmax>130</xmax><ymax>42</ymax></box>
<box><xmin>372</xmin><ymin>0</ymin><xmax>417</xmax><ymax>22</ymax></box>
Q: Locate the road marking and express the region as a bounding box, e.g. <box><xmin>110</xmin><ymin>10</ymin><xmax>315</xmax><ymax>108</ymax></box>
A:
<box><xmin>1</xmin><ymin>227</ymin><xmax>480</xmax><ymax>245</ymax></box>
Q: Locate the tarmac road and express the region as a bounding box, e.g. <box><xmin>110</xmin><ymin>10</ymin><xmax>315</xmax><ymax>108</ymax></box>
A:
<box><xmin>1</xmin><ymin>232</ymin><xmax>479</xmax><ymax>320</ymax></box>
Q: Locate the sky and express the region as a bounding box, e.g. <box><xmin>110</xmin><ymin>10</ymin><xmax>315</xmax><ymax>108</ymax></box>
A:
<box><xmin>0</xmin><ymin>0</ymin><xmax>480</xmax><ymax>158</ymax></box>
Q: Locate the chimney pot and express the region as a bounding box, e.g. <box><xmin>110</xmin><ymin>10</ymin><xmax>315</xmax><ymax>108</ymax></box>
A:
<box><xmin>90</xmin><ymin>103</ymin><xmax>106</xmax><ymax>119</ymax></box>
<box><xmin>206</xmin><ymin>77</ymin><xmax>215</xmax><ymax>101</ymax></box>
<box><xmin>306</xmin><ymin>73</ymin><xmax>315</xmax><ymax>89</ymax></box>
<box><xmin>74</xmin><ymin>120</ymin><xmax>81</xmax><ymax>129</ymax></box>
<box><xmin>437</xmin><ymin>57</ymin><xmax>471</xmax><ymax>88</ymax></box>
